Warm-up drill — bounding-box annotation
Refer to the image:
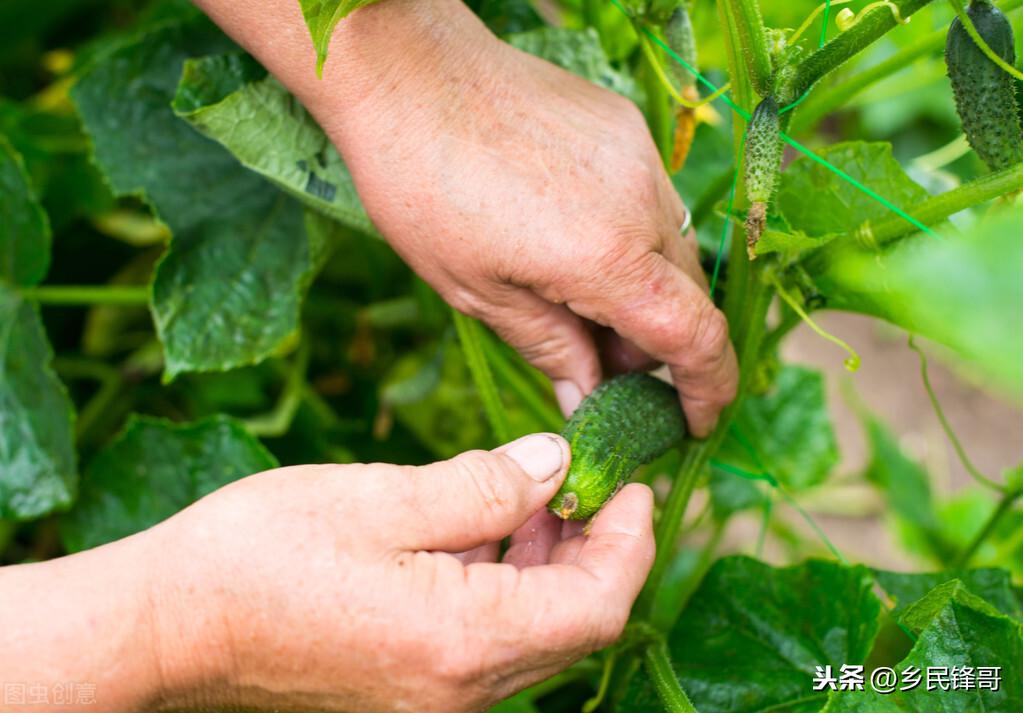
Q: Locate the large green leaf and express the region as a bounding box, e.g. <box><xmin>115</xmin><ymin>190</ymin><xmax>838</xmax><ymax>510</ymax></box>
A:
<box><xmin>507</xmin><ymin>27</ymin><xmax>641</xmax><ymax>103</ymax></box>
<box><xmin>822</xmin><ymin>205</ymin><xmax>1023</xmax><ymax>400</ymax></box>
<box><xmin>621</xmin><ymin>557</ymin><xmax>882</xmax><ymax>713</ymax></box>
<box><xmin>61</xmin><ymin>414</ymin><xmax>277</xmax><ymax>552</ymax></box>
<box><xmin>824</xmin><ymin>580</ymin><xmax>1023</xmax><ymax>712</ymax></box>
<box><xmin>759</xmin><ymin>142</ymin><xmax>928</xmax><ymax>258</ymax></box>
<box><xmin>298</xmin><ymin>0</ymin><xmax>379</xmax><ymax>74</ymax></box>
<box><xmin>875</xmin><ymin>568</ymin><xmax>1023</xmax><ymax>620</ymax></box>
<box><xmin>716</xmin><ymin>366</ymin><xmax>839</xmax><ymax>491</ymax></box>
<box><xmin>72</xmin><ymin>18</ymin><xmax>331</xmax><ymax>379</ymax></box>
<box><xmin>0</xmin><ymin>137</ymin><xmax>50</xmax><ymax>286</ymax></box>
<box><xmin>0</xmin><ymin>286</ymin><xmax>76</xmax><ymax>520</ymax></box>
<box><xmin>173</xmin><ymin>54</ymin><xmax>375</xmax><ymax>235</ymax></box>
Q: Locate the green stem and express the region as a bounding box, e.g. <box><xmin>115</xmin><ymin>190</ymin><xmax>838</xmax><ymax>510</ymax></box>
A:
<box><xmin>242</xmin><ymin>341</ymin><xmax>310</xmax><ymax>438</ymax></box>
<box><xmin>954</xmin><ymin>487</ymin><xmax>1023</xmax><ymax>568</ymax></box>
<box><xmin>644</xmin><ymin>640</ymin><xmax>699</xmax><ymax>713</ymax></box>
<box><xmin>452</xmin><ymin>310</ymin><xmax>512</xmax><ymax>444</ymax></box>
<box><xmin>641</xmin><ymin>40</ymin><xmax>675</xmax><ymax>166</ymax></box>
<box><xmin>51</xmin><ymin>357</ymin><xmax>125</xmax><ymax>443</ymax></box>
<box><xmin>726</xmin><ymin>0</ymin><xmax>774</xmax><ymax>96</ymax></box>
<box><xmin>779</xmin><ymin>0</ymin><xmax>937</xmax><ymax>104</ymax></box>
<box><xmin>21</xmin><ymin>285</ymin><xmax>150</xmax><ymax>306</ymax></box>
<box><xmin>907</xmin><ymin>336</ymin><xmax>1004</xmax><ymax>492</ymax></box>
<box><xmin>485</xmin><ymin>335</ymin><xmax>563</xmax><ymax>433</ymax></box>
<box><xmin>809</xmin><ymin>160</ymin><xmax>1023</xmax><ymax>272</ymax></box>
<box><xmin>792</xmin><ymin>0</ymin><xmax>1023</xmax><ymax>133</ymax></box>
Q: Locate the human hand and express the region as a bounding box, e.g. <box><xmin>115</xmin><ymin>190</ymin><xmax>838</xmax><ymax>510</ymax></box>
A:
<box><xmin>137</xmin><ymin>434</ymin><xmax>654</xmax><ymax>712</ymax></box>
<box><xmin>312</xmin><ymin>0</ymin><xmax>738</xmax><ymax>435</ymax></box>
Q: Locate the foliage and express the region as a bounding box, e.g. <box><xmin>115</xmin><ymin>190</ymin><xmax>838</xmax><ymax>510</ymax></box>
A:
<box><xmin>2</xmin><ymin>0</ymin><xmax>1023</xmax><ymax>711</ymax></box>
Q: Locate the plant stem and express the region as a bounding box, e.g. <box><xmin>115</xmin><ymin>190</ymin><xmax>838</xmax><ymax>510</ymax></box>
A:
<box><xmin>21</xmin><ymin>285</ymin><xmax>150</xmax><ymax>306</ymax></box>
<box><xmin>641</xmin><ymin>41</ymin><xmax>675</xmax><ymax>166</ymax></box>
<box><xmin>907</xmin><ymin>336</ymin><xmax>1004</xmax><ymax>492</ymax></box>
<box><xmin>807</xmin><ymin>160</ymin><xmax>1023</xmax><ymax>272</ymax></box>
<box><xmin>954</xmin><ymin>487</ymin><xmax>1023</xmax><ymax>568</ymax></box>
<box><xmin>485</xmin><ymin>335</ymin><xmax>563</xmax><ymax>432</ymax></box>
<box><xmin>726</xmin><ymin>0</ymin><xmax>774</xmax><ymax>96</ymax></box>
<box><xmin>452</xmin><ymin>310</ymin><xmax>512</xmax><ymax>444</ymax></box>
<box><xmin>644</xmin><ymin>640</ymin><xmax>699</xmax><ymax>713</ymax></box>
<box><xmin>243</xmin><ymin>341</ymin><xmax>310</xmax><ymax>438</ymax></box>
<box><xmin>779</xmin><ymin>0</ymin><xmax>936</xmax><ymax>105</ymax></box>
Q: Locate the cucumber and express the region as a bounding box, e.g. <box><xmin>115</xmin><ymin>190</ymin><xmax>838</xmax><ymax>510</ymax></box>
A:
<box><xmin>743</xmin><ymin>96</ymin><xmax>783</xmax><ymax>259</ymax></box>
<box><xmin>548</xmin><ymin>373</ymin><xmax>686</xmax><ymax>520</ymax></box>
<box><xmin>666</xmin><ymin>4</ymin><xmax>700</xmax><ymax>173</ymax></box>
<box><xmin>946</xmin><ymin>0</ymin><xmax>1023</xmax><ymax>172</ymax></box>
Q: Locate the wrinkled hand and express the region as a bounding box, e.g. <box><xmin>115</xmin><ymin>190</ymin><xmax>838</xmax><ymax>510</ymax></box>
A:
<box><xmin>306</xmin><ymin>0</ymin><xmax>739</xmax><ymax>435</ymax></box>
<box><xmin>148</xmin><ymin>434</ymin><xmax>654</xmax><ymax>712</ymax></box>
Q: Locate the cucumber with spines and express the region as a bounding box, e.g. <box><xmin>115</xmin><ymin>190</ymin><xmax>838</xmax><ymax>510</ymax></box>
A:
<box><xmin>666</xmin><ymin>3</ymin><xmax>700</xmax><ymax>173</ymax></box>
<box><xmin>743</xmin><ymin>96</ymin><xmax>783</xmax><ymax>259</ymax></box>
<box><xmin>946</xmin><ymin>0</ymin><xmax>1023</xmax><ymax>172</ymax></box>
<box><xmin>548</xmin><ymin>373</ymin><xmax>686</xmax><ymax>520</ymax></box>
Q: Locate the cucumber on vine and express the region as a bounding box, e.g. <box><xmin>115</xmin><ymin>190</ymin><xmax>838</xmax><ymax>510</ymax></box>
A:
<box><xmin>548</xmin><ymin>373</ymin><xmax>686</xmax><ymax>520</ymax></box>
<box><xmin>666</xmin><ymin>3</ymin><xmax>700</xmax><ymax>173</ymax></box>
<box><xmin>743</xmin><ymin>96</ymin><xmax>783</xmax><ymax>259</ymax></box>
<box><xmin>945</xmin><ymin>0</ymin><xmax>1023</xmax><ymax>172</ymax></box>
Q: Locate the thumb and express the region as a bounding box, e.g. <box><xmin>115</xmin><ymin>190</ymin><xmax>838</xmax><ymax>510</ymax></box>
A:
<box><xmin>394</xmin><ymin>434</ymin><xmax>570</xmax><ymax>552</ymax></box>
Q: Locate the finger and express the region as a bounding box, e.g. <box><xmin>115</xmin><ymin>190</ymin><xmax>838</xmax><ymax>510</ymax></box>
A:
<box><xmin>596</xmin><ymin>329</ymin><xmax>659</xmax><ymax>375</ymax></box>
<box><xmin>503</xmin><ymin>509</ymin><xmax>562</xmax><ymax>568</ymax></box>
<box><xmin>466</xmin><ymin>484</ymin><xmax>655</xmax><ymax>658</ymax></box>
<box><xmin>478</xmin><ymin>287</ymin><xmax>601</xmax><ymax>417</ymax></box>
<box><xmin>570</xmin><ymin>252</ymin><xmax>738</xmax><ymax>437</ymax></box>
<box><xmin>453</xmin><ymin>542</ymin><xmax>500</xmax><ymax>565</ymax></box>
<box><xmin>388</xmin><ymin>434</ymin><xmax>570</xmax><ymax>552</ymax></box>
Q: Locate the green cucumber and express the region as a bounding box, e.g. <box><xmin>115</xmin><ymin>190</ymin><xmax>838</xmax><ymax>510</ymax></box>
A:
<box><xmin>548</xmin><ymin>373</ymin><xmax>686</xmax><ymax>520</ymax></box>
<box><xmin>743</xmin><ymin>96</ymin><xmax>783</xmax><ymax>259</ymax></box>
<box><xmin>946</xmin><ymin>0</ymin><xmax>1023</xmax><ymax>172</ymax></box>
<box><xmin>666</xmin><ymin>3</ymin><xmax>700</xmax><ymax>173</ymax></box>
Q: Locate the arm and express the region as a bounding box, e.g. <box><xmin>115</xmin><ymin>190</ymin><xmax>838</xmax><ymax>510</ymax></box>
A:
<box><xmin>192</xmin><ymin>0</ymin><xmax>739</xmax><ymax>436</ymax></box>
<box><xmin>0</xmin><ymin>435</ymin><xmax>654</xmax><ymax>712</ymax></box>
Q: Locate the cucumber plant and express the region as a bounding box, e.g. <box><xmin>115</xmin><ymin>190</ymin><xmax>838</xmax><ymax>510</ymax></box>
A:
<box><xmin>3</xmin><ymin>0</ymin><xmax>1023</xmax><ymax>712</ymax></box>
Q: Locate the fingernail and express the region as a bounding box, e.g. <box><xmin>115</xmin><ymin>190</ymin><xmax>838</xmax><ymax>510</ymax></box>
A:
<box><xmin>505</xmin><ymin>435</ymin><xmax>565</xmax><ymax>482</ymax></box>
<box><xmin>554</xmin><ymin>380</ymin><xmax>584</xmax><ymax>417</ymax></box>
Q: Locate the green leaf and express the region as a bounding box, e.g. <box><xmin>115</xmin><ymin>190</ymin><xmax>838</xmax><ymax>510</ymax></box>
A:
<box><xmin>61</xmin><ymin>414</ymin><xmax>277</xmax><ymax>552</ymax></box>
<box><xmin>621</xmin><ymin>556</ymin><xmax>882</xmax><ymax>713</ymax></box>
<box><xmin>874</xmin><ymin>568</ymin><xmax>1023</xmax><ymax>620</ymax></box>
<box><xmin>759</xmin><ymin>142</ymin><xmax>928</xmax><ymax>257</ymax></box>
<box><xmin>72</xmin><ymin>18</ymin><xmax>332</xmax><ymax>379</ymax></box>
<box><xmin>824</xmin><ymin>580</ymin><xmax>1023</xmax><ymax>712</ymax></box>
<box><xmin>469</xmin><ymin>0</ymin><xmax>545</xmax><ymax>35</ymax></box>
<box><xmin>823</xmin><ymin>204</ymin><xmax>1023</xmax><ymax>400</ymax></box>
<box><xmin>717</xmin><ymin>366</ymin><xmax>839</xmax><ymax>491</ymax></box>
<box><xmin>0</xmin><ymin>286</ymin><xmax>76</xmax><ymax>520</ymax></box>
<box><xmin>506</xmin><ymin>27</ymin><xmax>642</xmax><ymax>103</ymax></box>
<box><xmin>298</xmin><ymin>0</ymin><xmax>379</xmax><ymax>74</ymax></box>
<box><xmin>173</xmin><ymin>54</ymin><xmax>376</xmax><ymax>235</ymax></box>
<box><xmin>0</xmin><ymin>137</ymin><xmax>50</xmax><ymax>286</ymax></box>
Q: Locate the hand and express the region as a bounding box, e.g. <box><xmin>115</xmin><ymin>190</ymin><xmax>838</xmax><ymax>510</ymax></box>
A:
<box><xmin>313</xmin><ymin>0</ymin><xmax>739</xmax><ymax>435</ymax></box>
<box><xmin>133</xmin><ymin>434</ymin><xmax>653</xmax><ymax>712</ymax></box>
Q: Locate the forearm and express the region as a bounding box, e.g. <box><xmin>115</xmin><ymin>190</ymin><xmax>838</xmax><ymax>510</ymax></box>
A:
<box><xmin>0</xmin><ymin>535</ymin><xmax>159</xmax><ymax>711</ymax></box>
<box><xmin>190</xmin><ymin>0</ymin><xmax>497</xmax><ymax>141</ymax></box>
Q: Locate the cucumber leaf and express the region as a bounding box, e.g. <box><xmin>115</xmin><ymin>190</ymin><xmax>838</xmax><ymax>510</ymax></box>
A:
<box><xmin>758</xmin><ymin>142</ymin><xmax>928</xmax><ymax>258</ymax></box>
<box><xmin>620</xmin><ymin>556</ymin><xmax>882</xmax><ymax>713</ymax></box>
<box><xmin>61</xmin><ymin>414</ymin><xmax>277</xmax><ymax>552</ymax></box>
<box><xmin>0</xmin><ymin>137</ymin><xmax>50</xmax><ymax>287</ymax></box>
<box><xmin>72</xmin><ymin>17</ymin><xmax>331</xmax><ymax>379</ymax></box>
<box><xmin>0</xmin><ymin>287</ymin><xmax>76</xmax><ymax>520</ymax></box>
<box><xmin>298</xmin><ymin>0</ymin><xmax>379</xmax><ymax>75</ymax></box>
<box><xmin>468</xmin><ymin>0</ymin><xmax>544</xmax><ymax>35</ymax></box>
<box><xmin>716</xmin><ymin>365</ymin><xmax>839</xmax><ymax>491</ymax></box>
<box><xmin>874</xmin><ymin>568</ymin><xmax>1023</xmax><ymax>620</ymax></box>
<box><xmin>821</xmin><ymin>204</ymin><xmax>1023</xmax><ymax>401</ymax></box>
<box><xmin>823</xmin><ymin>580</ymin><xmax>1023</xmax><ymax>712</ymax></box>
<box><xmin>173</xmin><ymin>54</ymin><xmax>376</xmax><ymax>236</ymax></box>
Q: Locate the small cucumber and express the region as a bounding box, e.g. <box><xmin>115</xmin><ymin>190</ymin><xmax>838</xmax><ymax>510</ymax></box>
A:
<box><xmin>548</xmin><ymin>373</ymin><xmax>686</xmax><ymax>520</ymax></box>
<box><xmin>743</xmin><ymin>96</ymin><xmax>783</xmax><ymax>259</ymax></box>
<box><xmin>666</xmin><ymin>4</ymin><xmax>700</xmax><ymax>173</ymax></box>
<box><xmin>946</xmin><ymin>0</ymin><xmax>1023</xmax><ymax>172</ymax></box>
